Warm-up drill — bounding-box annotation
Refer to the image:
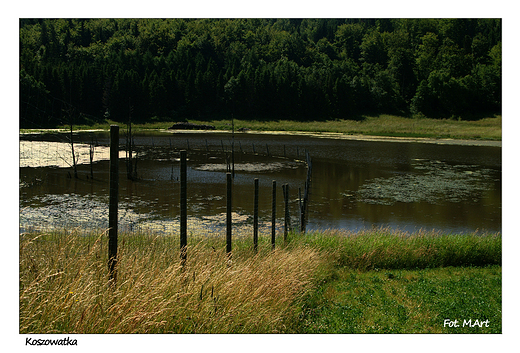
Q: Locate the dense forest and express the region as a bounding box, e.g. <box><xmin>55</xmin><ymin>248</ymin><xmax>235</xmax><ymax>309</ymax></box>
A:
<box><xmin>19</xmin><ymin>18</ymin><xmax>502</xmax><ymax>128</ymax></box>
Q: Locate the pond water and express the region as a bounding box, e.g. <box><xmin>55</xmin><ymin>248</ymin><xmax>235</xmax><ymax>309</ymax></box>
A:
<box><xmin>19</xmin><ymin>130</ymin><xmax>501</xmax><ymax>235</ymax></box>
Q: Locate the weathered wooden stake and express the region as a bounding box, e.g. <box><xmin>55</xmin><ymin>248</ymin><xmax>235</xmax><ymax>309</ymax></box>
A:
<box><xmin>133</xmin><ymin>149</ymin><xmax>138</xmax><ymax>177</ymax></box>
<box><xmin>108</xmin><ymin>125</ymin><xmax>119</xmax><ymax>282</ymax></box>
<box><xmin>126</xmin><ymin>116</ymin><xmax>133</xmax><ymax>180</ymax></box>
<box><xmin>232</xmin><ymin>142</ymin><xmax>235</xmax><ymax>178</ymax></box>
<box><xmin>300</xmin><ymin>152</ymin><xmax>312</xmax><ymax>233</ymax></box>
<box><xmin>271</xmin><ymin>180</ymin><xmax>276</xmax><ymax>250</ymax></box>
<box><xmin>89</xmin><ymin>136</ymin><xmax>95</xmax><ymax>179</ymax></box>
<box><xmin>226</xmin><ymin>173</ymin><xmax>232</xmax><ymax>255</ymax></box>
<box><xmin>253</xmin><ymin>178</ymin><xmax>259</xmax><ymax>252</ymax></box>
<box><xmin>298</xmin><ymin>187</ymin><xmax>302</xmax><ymax>232</ymax></box>
<box><xmin>70</xmin><ymin>122</ymin><xmax>78</xmax><ymax>179</ymax></box>
<box><xmin>180</xmin><ymin>150</ymin><xmax>187</xmax><ymax>264</ymax></box>
<box><xmin>283</xmin><ymin>183</ymin><xmax>290</xmax><ymax>242</ymax></box>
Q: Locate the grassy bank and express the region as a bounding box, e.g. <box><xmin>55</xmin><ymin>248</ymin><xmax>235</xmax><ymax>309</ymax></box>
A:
<box><xmin>42</xmin><ymin>114</ymin><xmax>501</xmax><ymax>141</ymax></box>
<box><xmin>205</xmin><ymin>114</ymin><xmax>502</xmax><ymax>141</ymax></box>
<box><xmin>19</xmin><ymin>229</ymin><xmax>501</xmax><ymax>334</ymax></box>
<box><xmin>292</xmin><ymin>229</ymin><xmax>501</xmax><ymax>334</ymax></box>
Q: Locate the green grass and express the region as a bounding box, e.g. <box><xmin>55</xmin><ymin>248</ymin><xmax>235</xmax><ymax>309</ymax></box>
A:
<box><xmin>289</xmin><ymin>229</ymin><xmax>501</xmax><ymax>334</ymax></box>
<box><xmin>208</xmin><ymin>114</ymin><xmax>502</xmax><ymax>141</ymax></box>
<box><xmin>296</xmin><ymin>265</ymin><xmax>501</xmax><ymax>334</ymax></box>
<box><xmin>19</xmin><ymin>228</ymin><xmax>501</xmax><ymax>334</ymax></box>
<box><xmin>34</xmin><ymin>114</ymin><xmax>501</xmax><ymax>141</ymax></box>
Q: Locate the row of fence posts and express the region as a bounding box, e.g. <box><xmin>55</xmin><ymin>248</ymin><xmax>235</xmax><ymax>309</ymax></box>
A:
<box><xmin>123</xmin><ymin>130</ymin><xmax>310</xmax><ymax>183</ymax></box>
<box><xmin>107</xmin><ymin>125</ymin><xmax>311</xmax><ymax>282</ymax></box>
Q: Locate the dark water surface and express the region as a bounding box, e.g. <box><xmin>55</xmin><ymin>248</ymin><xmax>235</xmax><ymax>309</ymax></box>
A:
<box><xmin>19</xmin><ymin>131</ymin><xmax>501</xmax><ymax>234</ymax></box>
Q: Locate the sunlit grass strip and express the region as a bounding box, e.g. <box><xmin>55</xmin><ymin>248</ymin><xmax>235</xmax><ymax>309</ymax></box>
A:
<box><xmin>19</xmin><ymin>231</ymin><xmax>322</xmax><ymax>334</ymax></box>
<box><xmin>47</xmin><ymin>114</ymin><xmax>501</xmax><ymax>141</ymax></box>
<box><xmin>198</xmin><ymin>115</ymin><xmax>502</xmax><ymax>141</ymax></box>
<box><xmin>290</xmin><ymin>228</ymin><xmax>501</xmax><ymax>270</ymax></box>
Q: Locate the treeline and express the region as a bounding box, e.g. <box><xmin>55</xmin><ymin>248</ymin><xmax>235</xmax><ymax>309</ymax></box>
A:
<box><xmin>19</xmin><ymin>18</ymin><xmax>501</xmax><ymax>128</ymax></box>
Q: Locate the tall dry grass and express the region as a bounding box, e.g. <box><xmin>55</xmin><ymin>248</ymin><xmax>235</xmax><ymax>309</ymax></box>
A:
<box><xmin>19</xmin><ymin>231</ymin><xmax>323</xmax><ymax>334</ymax></box>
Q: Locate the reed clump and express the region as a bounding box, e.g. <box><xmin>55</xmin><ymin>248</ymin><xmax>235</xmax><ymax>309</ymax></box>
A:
<box><xmin>19</xmin><ymin>231</ymin><xmax>323</xmax><ymax>334</ymax></box>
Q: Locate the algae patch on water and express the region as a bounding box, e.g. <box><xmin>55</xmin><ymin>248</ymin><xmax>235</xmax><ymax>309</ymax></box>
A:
<box><xmin>194</xmin><ymin>161</ymin><xmax>302</xmax><ymax>173</ymax></box>
<box><xmin>353</xmin><ymin>160</ymin><xmax>497</xmax><ymax>205</ymax></box>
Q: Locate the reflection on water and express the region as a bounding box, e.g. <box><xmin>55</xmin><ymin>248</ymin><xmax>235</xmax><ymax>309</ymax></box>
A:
<box><xmin>19</xmin><ymin>131</ymin><xmax>501</xmax><ymax>234</ymax></box>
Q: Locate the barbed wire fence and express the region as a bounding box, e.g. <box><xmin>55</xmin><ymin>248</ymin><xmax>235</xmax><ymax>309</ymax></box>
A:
<box><xmin>20</xmin><ymin>85</ymin><xmax>312</xmax><ymax>239</ymax></box>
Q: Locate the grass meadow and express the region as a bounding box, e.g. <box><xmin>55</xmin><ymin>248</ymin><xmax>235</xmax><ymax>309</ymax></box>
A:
<box><xmin>19</xmin><ymin>228</ymin><xmax>501</xmax><ymax>334</ymax></box>
<box><xmin>45</xmin><ymin>114</ymin><xmax>502</xmax><ymax>141</ymax></box>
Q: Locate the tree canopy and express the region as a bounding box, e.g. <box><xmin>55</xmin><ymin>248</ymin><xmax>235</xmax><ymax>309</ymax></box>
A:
<box><xmin>19</xmin><ymin>18</ymin><xmax>501</xmax><ymax>128</ymax></box>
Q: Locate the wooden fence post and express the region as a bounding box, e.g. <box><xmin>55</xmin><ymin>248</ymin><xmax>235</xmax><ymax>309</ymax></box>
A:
<box><xmin>227</xmin><ymin>173</ymin><xmax>232</xmax><ymax>255</ymax></box>
<box><xmin>89</xmin><ymin>136</ymin><xmax>95</xmax><ymax>179</ymax></box>
<box><xmin>298</xmin><ymin>187</ymin><xmax>302</xmax><ymax>232</ymax></box>
<box><xmin>271</xmin><ymin>180</ymin><xmax>276</xmax><ymax>250</ymax></box>
<box><xmin>300</xmin><ymin>152</ymin><xmax>312</xmax><ymax>233</ymax></box>
<box><xmin>283</xmin><ymin>183</ymin><xmax>290</xmax><ymax>243</ymax></box>
<box><xmin>180</xmin><ymin>150</ymin><xmax>187</xmax><ymax>264</ymax></box>
<box><xmin>253</xmin><ymin>178</ymin><xmax>259</xmax><ymax>252</ymax></box>
<box><xmin>108</xmin><ymin>125</ymin><xmax>119</xmax><ymax>283</ymax></box>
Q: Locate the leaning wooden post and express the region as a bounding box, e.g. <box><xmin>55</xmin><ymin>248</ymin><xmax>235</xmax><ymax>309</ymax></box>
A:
<box><xmin>253</xmin><ymin>178</ymin><xmax>259</xmax><ymax>252</ymax></box>
<box><xmin>271</xmin><ymin>180</ymin><xmax>276</xmax><ymax>250</ymax></box>
<box><xmin>108</xmin><ymin>125</ymin><xmax>119</xmax><ymax>283</ymax></box>
<box><xmin>180</xmin><ymin>150</ymin><xmax>187</xmax><ymax>264</ymax></box>
<box><xmin>226</xmin><ymin>173</ymin><xmax>232</xmax><ymax>255</ymax></box>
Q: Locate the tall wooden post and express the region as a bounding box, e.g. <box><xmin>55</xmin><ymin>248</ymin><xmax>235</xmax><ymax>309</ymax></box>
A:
<box><xmin>126</xmin><ymin>115</ymin><xmax>133</xmax><ymax>180</ymax></box>
<box><xmin>271</xmin><ymin>180</ymin><xmax>276</xmax><ymax>250</ymax></box>
<box><xmin>226</xmin><ymin>173</ymin><xmax>232</xmax><ymax>255</ymax></box>
<box><xmin>89</xmin><ymin>136</ymin><xmax>95</xmax><ymax>180</ymax></box>
<box><xmin>70</xmin><ymin>122</ymin><xmax>78</xmax><ymax>179</ymax></box>
<box><xmin>253</xmin><ymin>178</ymin><xmax>259</xmax><ymax>252</ymax></box>
<box><xmin>283</xmin><ymin>183</ymin><xmax>290</xmax><ymax>243</ymax></box>
<box><xmin>108</xmin><ymin>125</ymin><xmax>119</xmax><ymax>282</ymax></box>
<box><xmin>180</xmin><ymin>150</ymin><xmax>187</xmax><ymax>264</ymax></box>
